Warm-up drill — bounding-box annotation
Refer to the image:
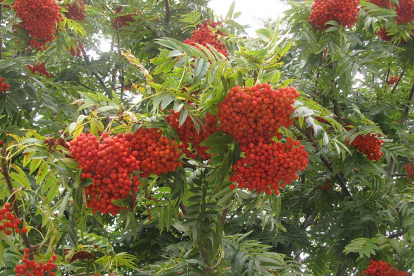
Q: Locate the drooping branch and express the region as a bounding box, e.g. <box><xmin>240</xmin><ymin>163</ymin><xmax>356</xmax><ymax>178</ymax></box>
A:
<box><xmin>391</xmin><ymin>70</ymin><xmax>404</xmax><ymax>94</ymax></box>
<box><xmin>80</xmin><ymin>46</ymin><xmax>108</xmax><ymax>91</ymax></box>
<box><xmin>293</xmin><ymin>121</ymin><xmax>351</xmax><ymax>198</ymax></box>
<box><xmin>164</xmin><ymin>0</ymin><xmax>171</xmax><ymax>24</ymax></box>
<box><xmin>0</xmin><ymin>149</ymin><xmax>34</xmax><ymax>260</ymax></box>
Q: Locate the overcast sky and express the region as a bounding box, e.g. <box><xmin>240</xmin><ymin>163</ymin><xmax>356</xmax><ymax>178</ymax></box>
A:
<box><xmin>208</xmin><ymin>0</ymin><xmax>290</xmax><ymax>37</ymax></box>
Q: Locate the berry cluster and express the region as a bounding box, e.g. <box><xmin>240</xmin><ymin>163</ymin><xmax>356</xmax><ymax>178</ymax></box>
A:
<box><xmin>129</xmin><ymin>128</ymin><xmax>182</xmax><ymax>177</ymax></box>
<box><xmin>111</xmin><ymin>7</ymin><xmax>136</xmax><ymax>29</ymax></box>
<box><xmin>308</xmin><ymin>0</ymin><xmax>360</xmax><ymax>29</ymax></box>
<box><xmin>166</xmin><ymin>110</ymin><xmax>218</xmax><ymax>159</ymax></box>
<box><xmin>219</xmin><ymin>83</ymin><xmax>309</xmax><ymax>195</ymax></box>
<box><xmin>0</xmin><ymin>77</ymin><xmax>10</xmax><ymax>93</ymax></box>
<box><xmin>361</xmin><ymin>260</ymin><xmax>409</xmax><ymax>276</ymax></box>
<box><xmin>65</xmin><ymin>0</ymin><xmax>86</xmax><ymax>21</ymax></box>
<box><xmin>387</xmin><ymin>76</ymin><xmax>399</xmax><ymax>85</ymax></box>
<box><xmin>69</xmin><ymin>42</ymin><xmax>84</xmax><ymax>58</ymax></box>
<box><xmin>70</xmin><ymin>132</ymin><xmax>141</xmax><ymax>215</ymax></box>
<box><xmin>15</xmin><ymin>250</ymin><xmax>57</xmax><ymax>276</ymax></box>
<box><xmin>27</xmin><ymin>63</ymin><xmax>53</xmax><ymax>78</ymax></box>
<box><xmin>395</xmin><ymin>0</ymin><xmax>414</xmax><ymax>24</ymax></box>
<box><xmin>369</xmin><ymin>0</ymin><xmax>391</xmax><ymax>9</ymax></box>
<box><xmin>69</xmin><ymin>129</ymin><xmax>182</xmax><ymax>214</ymax></box>
<box><xmin>13</xmin><ymin>0</ymin><xmax>62</xmax><ymax>50</ymax></box>
<box><xmin>347</xmin><ymin>134</ymin><xmax>384</xmax><ymax>161</ymax></box>
<box><xmin>404</xmin><ymin>163</ymin><xmax>414</xmax><ymax>183</ymax></box>
<box><xmin>376</xmin><ymin>28</ymin><xmax>394</xmax><ymax>41</ymax></box>
<box><xmin>184</xmin><ymin>20</ymin><xmax>228</xmax><ymax>58</ymax></box>
<box><xmin>0</xmin><ymin>203</ymin><xmax>25</xmax><ymax>235</ymax></box>
<box><xmin>229</xmin><ymin>137</ymin><xmax>309</xmax><ymax>195</ymax></box>
<box><xmin>217</xmin><ymin>84</ymin><xmax>299</xmax><ymax>147</ymax></box>
<box><xmin>318</xmin><ymin>179</ymin><xmax>333</xmax><ymax>191</ymax></box>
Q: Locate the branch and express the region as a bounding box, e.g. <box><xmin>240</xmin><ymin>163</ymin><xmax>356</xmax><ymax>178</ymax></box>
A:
<box><xmin>385</xmin><ymin>66</ymin><xmax>390</xmax><ymax>84</ymax></box>
<box><xmin>0</xmin><ymin>149</ymin><xmax>34</xmax><ymax>260</ymax></box>
<box><xmin>0</xmin><ymin>5</ymin><xmax>3</xmax><ymax>60</ymax></box>
<box><xmin>387</xmin><ymin>230</ymin><xmax>406</xmax><ymax>239</ymax></box>
<box><xmin>401</xmin><ymin>78</ymin><xmax>414</xmax><ymax>122</ymax></box>
<box><xmin>293</xmin><ymin>121</ymin><xmax>351</xmax><ymax>198</ymax></box>
<box><xmin>335</xmin><ymin>263</ymin><xmax>347</xmax><ymax>276</ymax></box>
<box><xmin>164</xmin><ymin>0</ymin><xmax>171</xmax><ymax>24</ymax></box>
<box><xmin>391</xmin><ymin>70</ymin><xmax>404</xmax><ymax>94</ymax></box>
<box><xmin>387</xmin><ymin>77</ymin><xmax>414</xmax><ymax>176</ymax></box>
<box><xmin>80</xmin><ymin>46</ymin><xmax>109</xmax><ymax>92</ymax></box>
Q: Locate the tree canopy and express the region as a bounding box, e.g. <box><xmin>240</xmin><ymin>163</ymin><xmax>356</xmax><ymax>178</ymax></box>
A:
<box><xmin>0</xmin><ymin>0</ymin><xmax>414</xmax><ymax>275</ymax></box>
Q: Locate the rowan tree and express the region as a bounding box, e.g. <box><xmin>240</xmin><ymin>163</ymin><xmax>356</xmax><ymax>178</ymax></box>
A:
<box><xmin>0</xmin><ymin>0</ymin><xmax>414</xmax><ymax>275</ymax></box>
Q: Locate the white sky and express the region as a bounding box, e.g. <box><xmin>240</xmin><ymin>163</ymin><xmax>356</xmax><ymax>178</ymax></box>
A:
<box><xmin>208</xmin><ymin>0</ymin><xmax>290</xmax><ymax>37</ymax></box>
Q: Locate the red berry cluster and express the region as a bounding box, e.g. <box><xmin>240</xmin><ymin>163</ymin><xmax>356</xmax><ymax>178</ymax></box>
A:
<box><xmin>347</xmin><ymin>133</ymin><xmax>384</xmax><ymax>161</ymax></box>
<box><xmin>15</xmin><ymin>250</ymin><xmax>57</xmax><ymax>276</ymax></box>
<box><xmin>69</xmin><ymin>132</ymin><xmax>141</xmax><ymax>215</ymax></box>
<box><xmin>229</xmin><ymin>137</ymin><xmax>309</xmax><ymax>195</ymax></box>
<box><xmin>0</xmin><ymin>203</ymin><xmax>25</xmax><ymax>235</ymax></box>
<box><xmin>27</xmin><ymin>63</ymin><xmax>53</xmax><ymax>78</ymax></box>
<box><xmin>111</xmin><ymin>7</ymin><xmax>136</xmax><ymax>29</ymax></box>
<box><xmin>361</xmin><ymin>260</ymin><xmax>409</xmax><ymax>276</ymax></box>
<box><xmin>308</xmin><ymin>0</ymin><xmax>360</xmax><ymax>30</ymax></box>
<box><xmin>318</xmin><ymin>179</ymin><xmax>333</xmax><ymax>190</ymax></box>
<box><xmin>219</xmin><ymin>83</ymin><xmax>308</xmax><ymax>194</ymax></box>
<box><xmin>217</xmin><ymin>84</ymin><xmax>299</xmax><ymax>147</ymax></box>
<box><xmin>404</xmin><ymin>163</ymin><xmax>414</xmax><ymax>184</ymax></box>
<box><xmin>0</xmin><ymin>77</ymin><xmax>10</xmax><ymax>93</ymax></box>
<box><xmin>387</xmin><ymin>76</ymin><xmax>399</xmax><ymax>85</ymax></box>
<box><xmin>395</xmin><ymin>0</ymin><xmax>414</xmax><ymax>24</ymax></box>
<box><xmin>13</xmin><ymin>0</ymin><xmax>62</xmax><ymax>50</ymax></box>
<box><xmin>69</xmin><ymin>42</ymin><xmax>84</xmax><ymax>57</ymax></box>
<box><xmin>69</xmin><ymin>129</ymin><xmax>182</xmax><ymax>214</ymax></box>
<box><xmin>376</xmin><ymin>28</ymin><xmax>394</xmax><ymax>41</ymax></box>
<box><xmin>129</xmin><ymin>128</ymin><xmax>182</xmax><ymax>177</ymax></box>
<box><xmin>369</xmin><ymin>0</ymin><xmax>391</xmax><ymax>9</ymax></box>
<box><xmin>65</xmin><ymin>0</ymin><xmax>86</xmax><ymax>21</ymax></box>
<box><xmin>184</xmin><ymin>20</ymin><xmax>228</xmax><ymax>58</ymax></box>
<box><xmin>166</xmin><ymin>110</ymin><xmax>218</xmax><ymax>159</ymax></box>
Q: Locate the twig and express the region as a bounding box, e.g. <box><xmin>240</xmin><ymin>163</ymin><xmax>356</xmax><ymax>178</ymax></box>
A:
<box><xmin>391</xmin><ymin>70</ymin><xmax>404</xmax><ymax>94</ymax></box>
<box><xmin>0</xmin><ymin>149</ymin><xmax>34</xmax><ymax>260</ymax></box>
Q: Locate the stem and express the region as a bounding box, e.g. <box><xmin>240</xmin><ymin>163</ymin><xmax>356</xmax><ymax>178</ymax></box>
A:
<box><xmin>293</xmin><ymin>121</ymin><xmax>351</xmax><ymax>198</ymax></box>
<box><xmin>391</xmin><ymin>70</ymin><xmax>404</xmax><ymax>94</ymax></box>
<box><xmin>164</xmin><ymin>0</ymin><xmax>171</xmax><ymax>24</ymax></box>
<box><xmin>0</xmin><ymin>149</ymin><xmax>34</xmax><ymax>260</ymax></box>
<box><xmin>80</xmin><ymin>46</ymin><xmax>109</xmax><ymax>93</ymax></box>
